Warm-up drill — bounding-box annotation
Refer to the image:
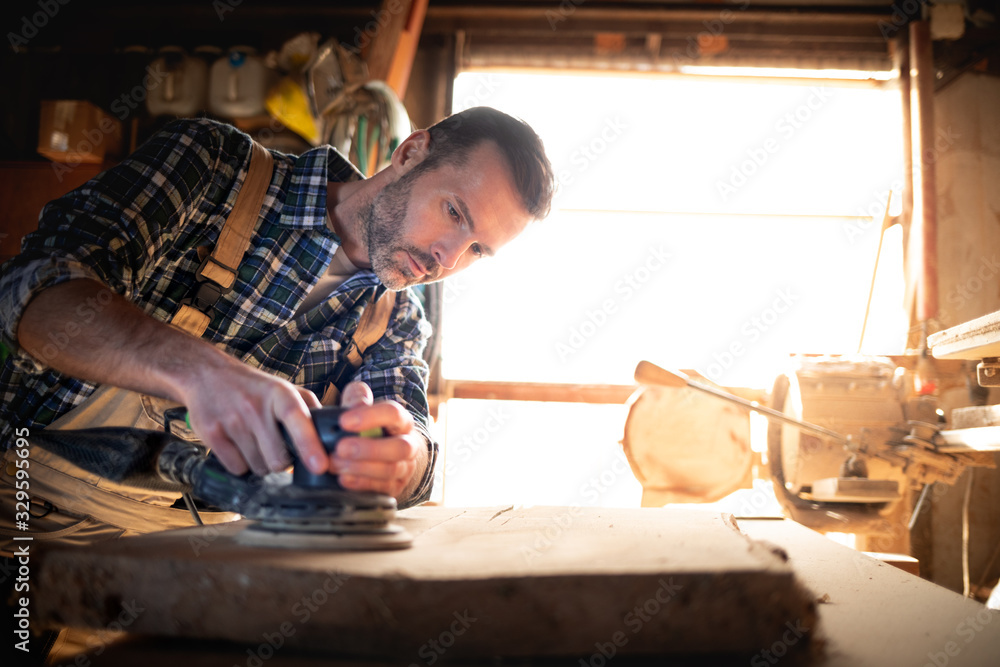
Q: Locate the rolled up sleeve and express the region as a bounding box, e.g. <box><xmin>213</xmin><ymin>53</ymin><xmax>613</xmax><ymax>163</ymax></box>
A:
<box><xmin>0</xmin><ymin>255</ymin><xmax>111</xmax><ymax>373</ymax></box>
<box><xmin>353</xmin><ymin>288</ymin><xmax>438</xmax><ymax>508</ymax></box>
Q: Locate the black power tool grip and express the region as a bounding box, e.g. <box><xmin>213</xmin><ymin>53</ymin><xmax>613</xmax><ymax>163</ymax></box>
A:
<box><xmin>280</xmin><ymin>407</ymin><xmax>354</xmax><ymax>490</ymax></box>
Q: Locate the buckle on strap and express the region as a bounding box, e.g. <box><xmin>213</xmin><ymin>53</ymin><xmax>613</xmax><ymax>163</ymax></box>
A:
<box><xmin>180</xmin><ymin>280</ymin><xmax>230</xmax><ymax>313</ymax></box>
<box><xmin>180</xmin><ymin>252</ymin><xmax>237</xmax><ymax>314</ymax></box>
<box><xmin>196</xmin><ymin>252</ymin><xmax>239</xmax><ymax>284</ymax></box>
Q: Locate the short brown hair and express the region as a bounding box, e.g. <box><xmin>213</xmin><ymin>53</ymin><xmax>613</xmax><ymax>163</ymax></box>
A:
<box><xmin>411</xmin><ymin>106</ymin><xmax>555</xmax><ymax>220</ymax></box>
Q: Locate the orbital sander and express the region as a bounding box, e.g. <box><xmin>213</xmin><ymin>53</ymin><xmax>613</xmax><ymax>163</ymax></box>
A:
<box><xmin>30</xmin><ymin>406</ymin><xmax>413</xmax><ymax>551</ymax></box>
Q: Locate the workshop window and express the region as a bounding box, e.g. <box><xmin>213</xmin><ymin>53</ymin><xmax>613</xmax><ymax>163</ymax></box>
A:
<box><xmin>434</xmin><ymin>70</ymin><xmax>905</xmax><ymax>507</ymax></box>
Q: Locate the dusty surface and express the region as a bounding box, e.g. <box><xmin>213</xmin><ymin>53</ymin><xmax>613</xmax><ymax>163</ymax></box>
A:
<box><xmin>35</xmin><ymin>506</ymin><xmax>817</xmax><ymax>658</ymax></box>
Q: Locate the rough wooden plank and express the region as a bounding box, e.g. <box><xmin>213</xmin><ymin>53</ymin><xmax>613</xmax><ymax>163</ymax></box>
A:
<box><xmin>41</xmin><ymin>518</ymin><xmax>1000</xmax><ymax>667</ymax></box>
<box><xmin>928</xmin><ymin>309</ymin><xmax>1000</xmax><ymax>360</ymax></box>
<box><xmin>34</xmin><ymin>506</ymin><xmax>818</xmax><ymax>659</ymax></box>
<box><xmin>952</xmin><ymin>405</ymin><xmax>1000</xmax><ymax>429</ymax></box>
<box><xmin>742</xmin><ymin>520</ymin><xmax>1000</xmax><ymax>667</ymax></box>
<box><xmin>809</xmin><ymin>478</ymin><xmax>900</xmax><ymax>503</ymax></box>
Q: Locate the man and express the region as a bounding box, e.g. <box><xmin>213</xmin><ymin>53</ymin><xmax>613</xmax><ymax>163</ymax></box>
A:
<box><xmin>0</xmin><ymin>106</ymin><xmax>554</xmax><ymax>535</ymax></box>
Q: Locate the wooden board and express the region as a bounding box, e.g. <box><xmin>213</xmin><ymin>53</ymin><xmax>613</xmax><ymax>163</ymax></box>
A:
<box><xmin>928</xmin><ymin>309</ymin><xmax>1000</xmax><ymax>360</ymax></box>
<box><xmin>809</xmin><ymin>478</ymin><xmax>900</xmax><ymax>503</ymax></box>
<box><xmin>34</xmin><ymin>506</ymin><xmax>818</xmax><ymax>659</ymax></box>
<box><xmin>951</xmin><ymin>404</ymin><xmax>1000</xmax><ymax>428</ymax></box>
<box><xmin>39</xmin><ymin>517</ymin><xmax>1000</xmax><ymax>667</ymax></box>
<box><xmin>743</xmin><ymin>520</ymin><xmax>1000</xmax><ymax>667</ymax></box>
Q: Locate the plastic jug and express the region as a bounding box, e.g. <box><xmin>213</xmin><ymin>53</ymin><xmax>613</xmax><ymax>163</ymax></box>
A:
<box><xmin>146</xmin><ymin>46</ymin><xmax>209</xmax><ymax>117</ymax></box>
<box><xmin>208</xmin><ymin>46</ymin><xmax>270</xmax><ymax>118</ymax></box>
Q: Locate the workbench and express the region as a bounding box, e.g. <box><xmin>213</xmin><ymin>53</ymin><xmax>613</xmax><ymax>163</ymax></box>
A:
<box><xmin>31</xmin><ymin>506</ymin><xmax>1000</xmax><ymax>667</ymax></box>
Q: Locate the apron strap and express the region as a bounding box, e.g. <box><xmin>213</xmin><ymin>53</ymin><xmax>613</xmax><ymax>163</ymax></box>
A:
<box><xmin>172</xmin><ymin>140</ymin><xmax>275</xmax><ymax>337</ymax></box>
<box><xmin>320</xmin><ymin>289</ymin><xmax>397</xmax><ymax>406</ymax></box>
<box><xmin>345</xmin><ymin>289</ymin><xmax>397</xmax><ymax>368</ymax></box>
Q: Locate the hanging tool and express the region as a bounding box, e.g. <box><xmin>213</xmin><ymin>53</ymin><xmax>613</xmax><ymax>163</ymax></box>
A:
<box><xmin>634</xmin><ymin>360</ymin><xmax>991</xmax><ymax>490</ymax></box>
<box><xmin>30</xmin><ymin>406</ymin><xmax>412</xmax><ymax>551</ymax></box>
<box><xmin>633</xmin><ymin>361</ymin><xmax>850</xmax><ymax>445</ymax></box>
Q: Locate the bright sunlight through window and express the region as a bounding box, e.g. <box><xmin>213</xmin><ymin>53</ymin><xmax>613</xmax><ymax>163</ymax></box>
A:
<box><xmin>432</xmin><ymin>70</ymin><xmax>906</xmax><ymax>508</ymax></box>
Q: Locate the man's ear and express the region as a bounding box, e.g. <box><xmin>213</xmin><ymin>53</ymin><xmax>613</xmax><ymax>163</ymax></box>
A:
<box><xmin>391</xmin><ymin>130</ymin><xmax>431</xmax><ymax>174</ymax></box>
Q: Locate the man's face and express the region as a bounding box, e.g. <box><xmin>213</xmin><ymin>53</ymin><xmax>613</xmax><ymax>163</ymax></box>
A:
<box><xmin>360</xmin><ymin>141</ymin><xmax>532</xmax><ymax>290</ymax></box>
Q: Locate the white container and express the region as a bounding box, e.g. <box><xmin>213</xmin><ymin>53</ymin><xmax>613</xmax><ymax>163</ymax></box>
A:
<box><xmin>146</xmin><ymin>46</ymin><xmax>209</xmax><ymax>118</ymax></box>
<box><xmin>208</xmin><ymin>46</ymin><xmax>269</xmax><ymax>118</ymax></box>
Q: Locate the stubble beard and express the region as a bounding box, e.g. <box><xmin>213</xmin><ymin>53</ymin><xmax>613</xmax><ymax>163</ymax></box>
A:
<box><xmin>361</xmin><ymin>174</ymin><xmax>439</xmax><ymax>290</ymax></box>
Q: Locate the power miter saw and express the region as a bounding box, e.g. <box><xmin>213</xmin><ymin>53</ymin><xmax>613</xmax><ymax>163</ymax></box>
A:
<box><xmin>31</xmin><ymin>406</ymin><xmax>412</xmax><ymax>550</ymax></box>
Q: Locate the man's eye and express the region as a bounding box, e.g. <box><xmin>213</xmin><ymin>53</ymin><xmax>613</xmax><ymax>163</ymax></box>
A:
<box><xmin>471</xmin><ymin>243</ymin><xmax>484</xmax><ymax>258</ymax></box>
<box><xmin>447</xmin><ymin>203</ymin><xmax>460</xmax><ymax>222</ymax></box>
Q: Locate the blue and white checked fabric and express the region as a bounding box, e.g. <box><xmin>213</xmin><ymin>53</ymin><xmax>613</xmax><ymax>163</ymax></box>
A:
<box><xmin>0</xmin><ymin>118</ymin><xmax>436</xmax><ymax>506</ymax></box>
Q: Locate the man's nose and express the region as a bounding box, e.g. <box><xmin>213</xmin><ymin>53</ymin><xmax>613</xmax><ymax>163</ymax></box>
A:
<box><xmin>430</xmin><ymin>235</ymin><xmax>467</xmax><ymax>271</ymax></box>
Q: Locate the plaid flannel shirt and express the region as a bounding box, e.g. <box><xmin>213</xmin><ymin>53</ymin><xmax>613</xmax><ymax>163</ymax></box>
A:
<box><xmin>0</xmin><ymin>118</ymin><xmax>436</xmax><ymax>507</ymax></box>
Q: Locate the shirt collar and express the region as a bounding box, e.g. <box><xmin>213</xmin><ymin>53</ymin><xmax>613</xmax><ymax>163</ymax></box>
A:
<box><xmin>276</xmin><ymin>145</ymin><xmax>364</xmax><ymax>232</ymax></box>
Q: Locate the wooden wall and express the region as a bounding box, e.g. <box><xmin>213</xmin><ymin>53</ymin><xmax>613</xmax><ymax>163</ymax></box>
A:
<box><xmin>915</xmin><ymin>71</ymin><xmax>1000</xmax><ymax>597</ymax></box>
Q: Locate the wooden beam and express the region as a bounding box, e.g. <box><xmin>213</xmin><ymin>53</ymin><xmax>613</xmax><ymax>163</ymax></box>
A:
<box><xmin>363</xmin><ymin>0</ymin><xmax>429</xmax><ymax>99</ymax></box>
<box><xmin>444</xmin><ymin>380</ymin><xmax>637</xmax><ymax>404</ymax></box>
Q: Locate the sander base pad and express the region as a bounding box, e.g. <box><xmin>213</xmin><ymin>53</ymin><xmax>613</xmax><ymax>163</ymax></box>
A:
<box><xmin>235</xmin><ymin>520</ymin><xmax>413</xmax><ymax>550</ymax></box>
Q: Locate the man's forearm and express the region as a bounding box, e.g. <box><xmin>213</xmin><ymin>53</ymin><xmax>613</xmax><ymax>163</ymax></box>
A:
<box><xmin>16</xmin><ymin>278</ymin><xmax>236</xmax><ymax>403</ymax></box>
<box><xmin>17</xmin><ymin>278</ymin><xmax>359</xmax><ymax>482</ymax></box>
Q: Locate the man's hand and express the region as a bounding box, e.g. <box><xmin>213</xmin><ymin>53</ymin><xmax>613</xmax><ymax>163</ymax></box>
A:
<box><xmin>332</xmin><ymin>381</ymin><xmax>426</xmax><ymax>500</ymax></box>
<box><xmin>181</xmin><ymin>365</ymin><xmax>328</xmax><ymax>478</ymax></box>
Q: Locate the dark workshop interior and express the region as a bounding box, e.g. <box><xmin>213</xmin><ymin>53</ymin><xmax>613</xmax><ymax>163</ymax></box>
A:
<box><xmin>2</xmin><ymin>1</ymin><xmax>1000</xmax><ymax>665</ymax></box>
